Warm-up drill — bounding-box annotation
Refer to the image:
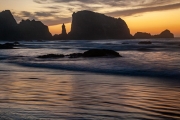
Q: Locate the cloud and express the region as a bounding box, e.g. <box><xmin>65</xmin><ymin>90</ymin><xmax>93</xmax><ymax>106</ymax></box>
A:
<box><xmin>42</xmin><ymin>17</ymin><xmax>71</xmax><ymax>25</ymax></box>
<box><xmin>21</xmin><ymin>11</ymin><xmax>32</xmax><ymax>17</ymax></box>
<box><xmin>13</xmin><ymin>10</ymin><xmax>71</xmax><ymax>25</ymax></box>
<box><xmin>35</xmin><ymin>12</ymin><xmax>52</xmax><ymax>17</ymax></box>
<box><xmin>106</xmin><ymin>2</ymin><xmax>180</xmax><ymax>17</ymax></box>
<box><xmin>33</xmin><ymin>0</ymin><xmax>180</xmax><ymax>7</ymax></box>
<box><xmin>33</xmin><ymin>0</ymin><xmax>180</xmax><ymax>16</ymax></box>
<box><xmin>13</xmin><ymin>0</ymin><xmax>180</xmax><ymax>25</ymax></box>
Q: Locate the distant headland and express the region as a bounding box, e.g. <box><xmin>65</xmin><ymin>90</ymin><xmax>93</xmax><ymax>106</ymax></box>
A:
<box><xmin>134</xmin><ymin>30</ymin><xmax>174</xmax><ymax>39</ymax></box>
<box><xmin>0</xmin><ymin>10</ymin><xmax>174</xmax><ymax>40</ymax></box>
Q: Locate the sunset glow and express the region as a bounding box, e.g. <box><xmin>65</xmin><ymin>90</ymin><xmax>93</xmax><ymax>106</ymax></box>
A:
<box><xmin>0</xmin><ymin>0</ymin><xmax>180</xmax><ymax>36</ymax></box>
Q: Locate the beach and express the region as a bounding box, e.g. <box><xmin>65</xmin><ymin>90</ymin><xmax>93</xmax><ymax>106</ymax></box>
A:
<box><xmin>0</xmin><ymin>39</ymin><xmax>180</xmax><ymax>119</ymax></box>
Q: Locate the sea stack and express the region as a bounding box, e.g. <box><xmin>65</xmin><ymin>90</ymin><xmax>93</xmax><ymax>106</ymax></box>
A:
<box><xmin>157</xmin><ymin>29</ymin><xmax>174</xmax><ymax>38</ymax></box>
<box><xmin>53</xmin><ymin>23</ymin><xmax>68</xmax><ymax>40</ymax></box>
<box><xmin>0</xmin><ymin>10</ymin><xmax>19</xmax><ymax>40</ymax></box>
<box><xmin>134</xmin><ymin>32</ymin><xmax>152</xmax><ymax>39</ymax></box>
<box><xmin>18</xmin><ymin>19</ymin><xmax>52</xmax><ymax>40</ymax></box>
<box><xmin>69</xmin><ymin>10</ymin><xmax>132</xmax><ymax>40</ymax></box>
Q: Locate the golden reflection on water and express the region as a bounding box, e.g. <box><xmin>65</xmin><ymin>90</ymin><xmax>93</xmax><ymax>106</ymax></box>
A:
<box><xmin>0</xmin><ymin>71</ymin><xmax>73</xmax><ymax>108</ymax></box>
<box><xmin>0</xmin><ymin>66</ymin><xmax>180</xmax><ymax>119</ymax></box>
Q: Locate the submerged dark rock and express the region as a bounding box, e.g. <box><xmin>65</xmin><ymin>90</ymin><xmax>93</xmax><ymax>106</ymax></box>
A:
<box><xmin>69</xmin><ymin>10</ymin><xmax>132</xmax><ymax>40</ymax></box>
<box><xmin>38</xmin><ymin>49</ymin><xmax>121</xmax><ymax>59</ymax></box>
<box><xmin>13</xmin><ymin>41</ymin><xmax>20</xmax><ymax>45</ymax></box>
<box><xmin>68</xmin><ymin>49</ymin><xmax>121</xmax><ymax>58</ymax></box>
<box><xmin>0</xmin><ymin>42</ymin><xmax>21</xmax><ymax>49</ymax></box>
<box><xmin>122</xmin><ymin>42</ymin><xmax>129</xmax><ymax>44</ymax></box>
<box><xmin>138</xmin><ymin>41</ymin><xmax>152</xmax><ymax>44</ymax></box>
<box><xmin>68</xmin><ymin>53</ymin><xmax>83</xmax><ymax>58</ymax></box>
<box><xmin>37</xmin><ymin>54</ymin><xmax>65</xmax><ymax>58</ymax></box>
<box><xmin>0</xmin><ymin>43</ymin><xmax>14</xmax><ymax>49</ymax></box>
<box><xmin>83</xmin><ymin>49</ymin><xmax>121</xmax><ymax>57</ymax></box>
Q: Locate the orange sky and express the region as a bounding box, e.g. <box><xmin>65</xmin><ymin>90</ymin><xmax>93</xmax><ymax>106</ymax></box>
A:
<box><xmin>1</xmin><ymin>0</ymin><xmax>180</xmax><ymax>37</ymax></box>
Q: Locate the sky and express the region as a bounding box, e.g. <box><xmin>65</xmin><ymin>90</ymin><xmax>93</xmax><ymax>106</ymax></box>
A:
<box><xmin>0</xmin><ymin>0</ymin><xmax>180</xmax><ymax>37</ymax></box>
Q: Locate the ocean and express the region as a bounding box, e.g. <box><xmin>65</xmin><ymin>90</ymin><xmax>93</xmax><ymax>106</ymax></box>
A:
<box><xmin>0</xmin><ymin>39</ymin><xmax>180</xmax><ymax>119</ymax></box>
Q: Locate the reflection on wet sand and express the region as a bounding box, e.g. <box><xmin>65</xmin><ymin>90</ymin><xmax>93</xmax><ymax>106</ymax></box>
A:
<box><xmin>0</xmin><ymin>64</ymin><xmax>180</xmax><ymax>119</ymax></box>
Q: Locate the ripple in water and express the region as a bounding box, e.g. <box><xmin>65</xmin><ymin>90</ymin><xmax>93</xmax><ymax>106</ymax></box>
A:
<box><xmin>0</xmin><ymin>64</ymin><xmax>180</xmax><ymax>120</ymax></box>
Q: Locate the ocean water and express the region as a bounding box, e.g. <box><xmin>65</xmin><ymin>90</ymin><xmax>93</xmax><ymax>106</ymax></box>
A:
<box><xmin>0</xmin><ymin>39</ymin><xmax>180</xmax><ymax>119</ymax></box>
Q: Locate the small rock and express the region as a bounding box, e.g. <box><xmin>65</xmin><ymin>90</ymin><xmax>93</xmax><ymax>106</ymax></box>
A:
<box><xmin>83</xmin><ymin>49</ymin><xmax>121</xmax><ymax>57</ymax></box>
<box><xmin>0</xmin><ymin>43</ymin><xmax>14</xmax><ymax>49</ymax></box>
<box><xmin>122</xmin><ymin>42</ymin><xmax>129</xmax><ymax>44</ymax></box>
<box><xmin>138</xmin><ymin>41</ymin><xmax>152</xmax><ymax>44</ymax></box>
<box><xmin>37</xmin><ymin>54</ymin><xmax>64</xmax><ymax>58</ymax></box>
<box><xmin>14</xmin><ymin>41</ymin><xmax>20</xmax><ymax>45</ymax></box>
<box><xmin>68</xmin><ymin>53</ymin><xmax>83</xmax><ymax>58</ymax></box>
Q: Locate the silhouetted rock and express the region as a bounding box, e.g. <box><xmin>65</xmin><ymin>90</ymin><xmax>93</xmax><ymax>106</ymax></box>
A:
<box><xmin>122</xmin><ymin>42</ymin><xmax>129</xmax><ymax>44</ymax></box>
<box><xmin>83</xmin><ymin>49</ymin><xmax>121</xmax><ymax>57</ymax></box>
<box><xmin>62</xmin><ymin>23</ymin><xmax>67</xmax><ymax>35</ymax></box>
<box><xmin>37</xmin><ymin>54</ymin><xmax>64</xmax><ymax>58</ymax></box>
<box><xmin>134</xmin><ymin>30</ymin><xmax>174</xmax><ymax>39</ymax></box>
<box><xmin>154</xmin><ymin>29</ymin><xmax>174</xmax><ymax>38</ymax></box>
<box><xmin>0</xmin><ymin>42</ymin><xmax>15</xmax><ymax>49</ymax></box>
<box><xmin>69</xmin><ymin>10</ymin><xmax>132</xmax><ymax>40</ymax></box>
<box><xmin>38</xmin><ymin>49</ymin><xmax>121</xmax><ymax>59</ymax></box>
<box><xmin>18</xmin><ymin>19</ymin><xmax>52</xmax><ymax>40</ymax></box>
<box><xmin>0</xmin><ymin>10</ymin><xmax>53</xmax><ymax>40</ymax></box>
<box><xmin>68</xmin><ymin>53</ymin><xmax>83</xmax><ymax>58</ymax></box>
<box><xmin>138</xmin><ymin>41</ymin><xmax>152</xmax><ymax>44</ymax></box>
<box><xmin>134</xmin><ymin>32</ymin><xmax>152</xmax><ymax>39</ymax></box>
<box><xmin>68</xmin><ymin>49</ymin><xmax>121</xmax><ymax>58</ymax></box>
<box><xmin>0</xmin><ymin>10</ymin><xmax>19</xmax><ymax>40</ymax></box>
<box><xmin>53</xmin><ymin>23</ymin><xmax>67</xmax><ymax>40</ymax></box>
<box><xmin>13</xmin><ymin>41</ymin><xmax>20</xmax><ymax>45</ymax></box>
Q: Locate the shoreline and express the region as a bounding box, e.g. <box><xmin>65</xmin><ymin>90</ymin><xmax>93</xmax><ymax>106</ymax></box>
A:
<box><xmin>0</xmin><ymin>62</ymin><xmax>180</xmax><ymax>119</ymax></box>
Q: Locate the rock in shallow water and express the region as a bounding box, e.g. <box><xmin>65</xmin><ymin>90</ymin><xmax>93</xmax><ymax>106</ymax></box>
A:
<box><xmin>38</xmin><ymin>49</ymin><xmax>122</xmax><ymax>58</ymax></box>
<box><xmin>138</xmin><ymin>41</ymin><xmax>152</xmax><ymax>44</ymax></box>
<box><xmin>0</xmin><ymin>43</ymin><xmax>14</xmax><ymax>49</ymax></box>
<box><xmin>68</xmin><ymin>53</ymin><xmax>83</xmax><ymax>58</ymax></box>
<box><xmin>37</xmin><ymin>54</ymin><xmax>65</xmax><ymax>58</ymax></box>
<box><xmin>83</xmin><ymin>49</ymin><xmax>121</xmax><ymax>57</ymax></box>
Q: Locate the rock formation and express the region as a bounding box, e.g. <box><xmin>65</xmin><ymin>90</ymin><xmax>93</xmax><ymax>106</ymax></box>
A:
<box><xmin>0</xmin><ymin>10</ymin><xmax>175</xmax><ymax>41</ymax></box>
<box><xmin>62</xmin><ymin>23</ymin><xmax>67</xmax><ymax>35</ymax></box>
<box><xmin>153</xmin><ymin>29</ymin><xmax>174</xmax><ymax>38</ymax></box>
<box><xmin>18</xmin><ymin>19</ymin><xmax>52</xmax><ymax>40</ymax></box>
<box><xmin>69</xmin><ymin>10</ymin><xmax>132</xmax><ymax>40</ymax></box>
<box><xmin>0</xmin><ymin>42</ymin><xmax>20</xmax><ymax>49</ymax></box>
<box><xmin>134</xmin><ymin>30</ymin><xmax>174</xmax><ymax>39</ymax></box>
<box><xmin>38</xmin><ymin>49</ymin><xmax>121</xmax><ymax>58</ymax></box>
<box><xmin>134</xmin><ymin>32</ymin><xmax>152</xmax><ymax>39</ymax></box>
<box><xmin>138</xmin><ymin>41</ymin><xmax>152</xmax><ymax>44</ymax></box>
<box><xmin>37</xmin><ymin>54</ymin><xmax>65</xmax><ymax>58</ymax></box>
<box><xmin>53</xmin><ymin>23</ymin><xmax>67</xmax><ymax>40</ymax></box>
<box><xmin>83</xmin><ymin>49</ymin><xmax>121</xmax><ymax>57</ymax></box>
<box><xmin>0</xmin><ymin>10</ymin><xmax>52</xmax><ymax>40</ymax></box>
<box><xmin>0</xmin><ymin>10</ymin><xmax>19</xmax><ymax>40</ymax></box>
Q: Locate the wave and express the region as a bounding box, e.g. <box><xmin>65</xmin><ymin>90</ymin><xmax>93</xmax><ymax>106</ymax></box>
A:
<box><xmin>14</xmin><ymin>61</ymin><xmax>180</xmax><ymax>80</ymax></box>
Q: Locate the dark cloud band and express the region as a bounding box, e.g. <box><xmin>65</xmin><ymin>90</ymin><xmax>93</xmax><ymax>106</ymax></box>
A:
<box><xmin>14</xmin><ymin>0</ymin><xmax>180</xmax><ymax>25</ymax></box>
<box><xmin>107</xmin><ymin>2</ymin><xmax>180</xmax><ymax>17</ymax></box>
